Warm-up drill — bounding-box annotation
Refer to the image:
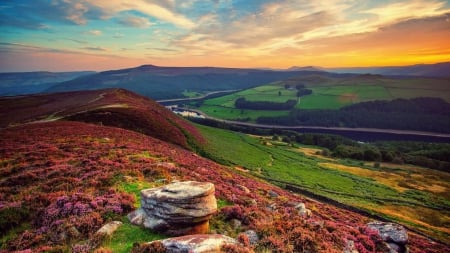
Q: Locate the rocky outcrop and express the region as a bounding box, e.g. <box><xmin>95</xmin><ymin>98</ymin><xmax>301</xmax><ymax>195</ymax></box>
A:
<box><xmin>133</xmin><ymin>234</ymin><xmax>238</xmax><ymax>253</ymax></box>
<box><xmin>368</xmin><ymin>221</ymin><xmax>408</xmax><ymax>253</ymax></box>
<box><xmin>128</xmin><ymin>181</ymin><xmax>217</xmax><ymax>236</ymax></box>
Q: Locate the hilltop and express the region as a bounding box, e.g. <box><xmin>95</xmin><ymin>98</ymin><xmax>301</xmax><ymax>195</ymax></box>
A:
<box><xmin>0</xmin><ymin>89</ymin><xmax>448</xmax><ymax>252</ymax></box>
<box><xmin>0</xmin><ymin>88</ymin><xmax>203</xmax><ymax>149</ymax></box>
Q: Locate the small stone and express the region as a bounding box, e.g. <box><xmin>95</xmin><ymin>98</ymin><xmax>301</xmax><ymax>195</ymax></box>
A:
<box><xmin>343</xmin><ymin>240</ymin><xmax>359</xmax><ymax>253</ymax></box>
<box><xmin>295</xmin><ymin>202</ymin><xmax>312</xmax><ymax>217</ymax></box>
<box><xmin>268</xmin><ymin>190</ymin><xmax>279</xmax><ymax>198</ymax></box>
<box><xmin>244</xmin><ymin>230</ymin><xmax>259</xmax><ymax>245</ymax></box>
<box><xmin>230</xmin><ymin>219</ymin><xmax>242</xmax><ymax>229</ymax></box>
<box><xmin>96</xmin><ymin>221</ymin><xmax>123</xmax><ymax>236</ymax></box>
<box><xmin>237</xmin><ymin>185</ymin><xmax>250</xmax><ymax>194</ymax></box>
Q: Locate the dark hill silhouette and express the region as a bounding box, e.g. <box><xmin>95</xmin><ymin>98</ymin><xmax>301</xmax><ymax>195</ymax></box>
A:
<box><xmin>44</xmin><ymin>65</ymin><xmax>331</xmax><ymax>100</ymax></box>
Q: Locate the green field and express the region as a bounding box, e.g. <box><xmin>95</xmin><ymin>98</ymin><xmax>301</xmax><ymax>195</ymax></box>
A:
<box><xmin>193</xmin><ymin>75</ymin><xmax>450</xmax><ymax>121</ymax></box>
<box><xmin>196</xmin><ymin>124</ymin><xmax>450</xmax><ymax>242</ymax></box>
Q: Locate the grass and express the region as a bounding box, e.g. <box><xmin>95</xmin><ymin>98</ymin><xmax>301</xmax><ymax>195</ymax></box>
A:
<box><xmin>101</xmin><ymin>217</ymin><xmax>166</xmax><ymax>253</ymax></box>
<box><xmin>193</xmin><ymin>76</ymin><xmax>450</xmax><ymax>120</ymax></box>
<box><xmin>196</xmin><ymin>124</ymin><xmax>450</xmax><ymax>242</ymax></box>
<box><xmin>182</xmin><ymin>90</ymin><xmax>203</xmax><ymax>98</ymax></box>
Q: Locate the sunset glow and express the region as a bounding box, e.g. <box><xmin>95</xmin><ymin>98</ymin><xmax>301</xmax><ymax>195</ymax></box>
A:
<box><xmin>1</xmin><ymin>0</ymin><xmax>449</xmax><ymax>71</ymax></box>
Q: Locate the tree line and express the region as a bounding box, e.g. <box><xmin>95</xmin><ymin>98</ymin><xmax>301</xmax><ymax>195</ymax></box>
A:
<box><xmin>257</xmin><ymin>97</ymin><xmax>450</xmax><ymax>133</ymax></box>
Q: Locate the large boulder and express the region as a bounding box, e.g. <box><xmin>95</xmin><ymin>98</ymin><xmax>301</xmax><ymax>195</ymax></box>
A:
<box><xmin>134</xmin><ymin>234</ymin><xmax>239</xmax><ymax>253</ymax></box>
<box><xmin>128</xmin><ymin>181</ymin><xmax>217</xmax><ymax>236</ymax></box>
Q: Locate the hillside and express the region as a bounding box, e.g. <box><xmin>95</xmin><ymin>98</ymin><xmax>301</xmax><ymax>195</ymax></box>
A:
<box><xmin>0</xmin><ymin>88</ymin><xmax>203</xmax><ymax>149</ymax></box>
<box><xmin>328</xmin><ymin>62</ymin><xmax>450</xmax><ymax>77</ymax></box>
<box><xmin>1</xmin><ymin>120</ymin><xmax>449</xmax><ymax>252</ymax></box>
<box><xmin>44</xmin><ymin>65</ymin><xmax>333</xmax><ymax>100</ymax></box>
<box><xmin>0</xmin><ymin>71</ymin><xmax>95</xmax><ymax>96</ymax></box>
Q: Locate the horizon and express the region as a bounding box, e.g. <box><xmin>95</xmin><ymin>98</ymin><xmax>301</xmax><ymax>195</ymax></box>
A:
<box><xmin>1</xmin><ymin>1</ymin><xmax>450</xmax><ymax>72</ymax></box>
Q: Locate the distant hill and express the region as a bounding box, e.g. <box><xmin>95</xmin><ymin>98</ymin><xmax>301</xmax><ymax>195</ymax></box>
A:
<box><xmin>0</xmin><ymin>71</ymin><xmax>95</xmax><ymax>96</ymax></box>
<box><xmin>328</xmin><ymin>62</ymin><xmax>450</xmax><ymax>77</ymax></box>
<box><xmin>287</xmin><ymin>66</ymin><xmax>325</xmax><ymax>72</ymax></box>
<box><xmin>0</xmin><ymin>88</ymin><xmax>203</xmax><ymax>149</ymax></box>
<box><xmin>44</xmin><ymin>65</ymin><xmax>329</xmax><ymax>100</ymax></box>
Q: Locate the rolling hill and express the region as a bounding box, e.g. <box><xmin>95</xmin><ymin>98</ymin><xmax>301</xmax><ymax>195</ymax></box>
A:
<box><xmin>44</xmin><ymin>65</ymin><xmax>335</xmax><ymax>100</ymax></box>
<box><xmin>328</xmin><ymin>62</ymin><xmax>450</xmax><ymax>77</ymax></box>
<box><xmin>0</xmin><ymin>88</ymin><xmax>203</xmax><ymax>149</ymax></box>
<box><xmin>0</xmin><ymin>71</ymin><xmax>95</xmax><ymax>96</ymax></box>
<box><xmin>0</xmin><ymin>88</ymin><xmax>448</xmax><ymax>252</ymax></box>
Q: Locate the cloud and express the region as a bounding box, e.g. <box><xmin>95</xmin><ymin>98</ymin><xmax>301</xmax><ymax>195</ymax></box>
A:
<box><xmin>117</xmin><ymin>15</ymin><xmax>153</xmax><ymax>28</ymax></box>
<box><xmin>146</xmin><ymin>47</ymin><xmax>179</xmax><ymax>52</ymax></box>
<box><xmin>85</xmin><ymin>30</ymin><xmax>102</xmax><ymax>36</ymax></box>
<box><xmin>67</xmin><ymin>38</ymin><xmax>88</xmax><ymax>44</ymax></box>
<box><xmin>81</xmin><ymin>46</ymin><xmax>108</xmax><ymax>51</ymax></box>
<box><xmin>87</xmin><ymin>0</ymin><xmax>195</xmax><ymax>28</ymax></box>
<box><xmin>363</xmin><ymin>0</ymin><xmax>449</xmax><ymax>25</ymax></box>
<box><xmin>113</xmin><ymin>33</ymin><xmax>124</xmax><ymax>38</ymax></box>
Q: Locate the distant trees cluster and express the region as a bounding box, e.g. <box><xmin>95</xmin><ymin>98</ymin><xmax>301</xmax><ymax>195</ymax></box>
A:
<box><xmin>257</xmin><ymin>97</ymin><xmax>450</xmax><ymax>133</ymax></box>
<box><xmin>235</xmin><ymin>97</ymin><xmax>297</xmax><ymax>110</ymax></box>
<box><xmin>284</xmin><ymin>83</ymin><xmax>313</xmax><ymax>98</ymax></box>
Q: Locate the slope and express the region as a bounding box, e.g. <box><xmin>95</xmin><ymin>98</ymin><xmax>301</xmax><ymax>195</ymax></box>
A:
<box><xmin>1</xmin><ymin>121</ymin><xmax>448</xmax><ymax>252</ymax></box>
<box><xmin>0</xmin><ymin>88</ymin><xmax>203</xmax><ymax>149</ymax></box>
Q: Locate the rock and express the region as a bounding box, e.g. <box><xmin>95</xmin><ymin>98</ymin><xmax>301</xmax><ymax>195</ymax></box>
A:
<box><xmin>244</xmin><ymin>230</ymin><xmax>259</xmax><ymax>245</ymax></box>
<box><xmin>128</xmin><ymin>181</ymin><xmax>217</xmax><ymax>236</ymax></box>
<box><xmin>295</xmin><ymin>202</ymin><xmax>312</xmax><ymax>217</ymax></box>
<box><xmin>268</xmin><ymin>190</ymin><xmax>279</xmax><ymax>198</ymax></box>
<box><xmin>140</xmin><ymin>234</ymin><xmax>238</xmax><ymax>253</ymax></box>
<box><xmin>267</xmin><ymin>203</ymin><xmax>277</xmax><ymax>211</ymax></box>
<box><xmin>367</xmin><ymin>222</ymin><xmax>408</xmax><ymax>245</ymax></box>
<box><xmin>368</xmin><ymin>222</ymin><xmax>409</xmax><ymax>253</ymax></box>
<box><xmin>230</xmin><ymin>218</ymin><xmax>242</xmax><ymax>229</ymax></box>
<box><xmin>96</xmin><ymin>221</ymin><xmax>123</xmax><ymax>236</ymax></box>
<box><xmin>343</xmin><ymin>240</ymin><xmax>359</xmax><ymax>253</ymax></box>
<box><xmin>237</xmin><ymin>185</ymin><xmax>250</xmax><ymax>194</ymax></box>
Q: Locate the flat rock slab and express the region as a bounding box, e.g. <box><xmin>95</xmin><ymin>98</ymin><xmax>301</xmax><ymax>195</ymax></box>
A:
<box><xmin>141</xmin><ymin>181</ymin><xmax>215</xmax><ymax>203</ymax></box>
<box><xmin>140</xmin><ymin>234</ymin><xmax>238</xmax><ymax>253</ymax></box>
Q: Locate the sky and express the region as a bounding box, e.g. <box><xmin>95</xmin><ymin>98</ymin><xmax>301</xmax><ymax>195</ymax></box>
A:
<box><xmin>1</xmin><ymin>0</ymin><xmax>450</xmax><ymax>72</ymax></box>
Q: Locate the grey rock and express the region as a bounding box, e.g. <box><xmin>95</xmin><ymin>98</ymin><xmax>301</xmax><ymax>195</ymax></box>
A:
<box><xmin>244</xmin><ymin>230</ymin><xmax>259</xmax><ymax>245</ymax></box>
<box><xmin>143</xmin><ymin>234</ymin><xmax>238</xmax><ymax>253</ymax></box>
<box><xmin>367</xmin><ymin>221</ymin><xmax>408</xmax><ymax>245</ymax></box>
<box><xmin>343</xmin><ymin>240</ymin><xmax>359</xmax><ymax>253</ymax></box>
<box><xmin>96</xmin><ymin>221</ymin><xmax>123</xmax><ymax>236</ymax></box>
<box><xmin>128</xmin><ymin>181</ymin><xmax>217</xmax><ymax>236</ymax></box>
<box><xmin>268</xmin><ymin>190</ymin><xmax>279</xmax><ymax>198</ymax></box>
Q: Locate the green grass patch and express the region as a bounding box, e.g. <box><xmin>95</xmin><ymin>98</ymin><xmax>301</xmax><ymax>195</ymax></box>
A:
<box><xmin>101</xmin><ymin>218</ymin><xmax>166</xmax><ymax>253</ymax></box>
<box><xmin>117</xmin><ymin>181</ymin><xmax>155</xmax><ymax>207</ymax></box>
<box><xmin>183</xmin><ymin>90</ymin><xmax>203</xmax><ymax>98</ymax></box>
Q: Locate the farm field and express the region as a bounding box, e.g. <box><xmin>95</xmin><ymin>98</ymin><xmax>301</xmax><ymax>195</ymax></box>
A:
<box><xmin>193</xmin><ymin>75</ymin><xmax>450</xmax><ymax>121</ymax></box>
<box><xmin>196</xmin><ymin>124</ymin><xmax>450</xmax><ymax>243</ymax></box>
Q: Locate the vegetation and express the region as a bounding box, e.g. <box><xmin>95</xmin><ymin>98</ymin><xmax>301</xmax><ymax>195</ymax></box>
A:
<box><xmin>235</xmin><ymin>97</ymin><xmax>297</xmax><ymax>110</ymax></box>
<box><xmin>193</xmin><ymin>75</ymin><xmax>450</xmax><ymax>131</ymax></box>
<box><xmin>257</xmin><ymin>97</ymin><xmax>450</xmax><ymax>133</ymax></box>
<box><xmin>196</xmin><ymin>124</ymin><xmax>450</xmax><ymax>243</ymax></box>
<box><xmin>2</xmin><ymin>121</ymin><xmax>424</xmax><ymax>252</ymax></box>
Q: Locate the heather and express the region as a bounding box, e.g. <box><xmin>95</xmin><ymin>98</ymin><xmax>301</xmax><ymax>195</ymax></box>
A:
<box><xmin>0</xmin><ymin>121</ymin><xmax>448</xmax><ymax>252</ymax></box>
